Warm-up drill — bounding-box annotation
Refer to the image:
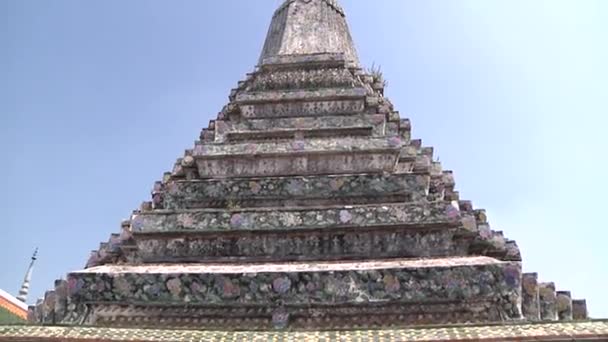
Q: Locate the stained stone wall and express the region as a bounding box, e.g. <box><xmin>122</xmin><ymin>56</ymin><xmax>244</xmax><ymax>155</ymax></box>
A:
<box><xmin>135</xmin><ymin>228</ymin><xmax>468</xmax><ymax>262</ymax></box>
<box><xmin>58</xmin><ymin>257</ymin><xmax>522</xmax><ymax>329</ymax></box>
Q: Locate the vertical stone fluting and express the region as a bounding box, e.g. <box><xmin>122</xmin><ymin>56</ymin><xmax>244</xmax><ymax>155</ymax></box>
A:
<box><xmin>539</xmin><ymin>282</ymin><xmax>558</xmax><ymax>321</ymax></box>
<box><xmin>521</xmin><ymin>273</ymin><xmax>540</xmax><ymax>321</ymax></box>
<box><xmin>572</xmin><ymin>299</ymin><xmax>588</xmax><ymax>320</ymax></box>
<box><xmin>556</xmin><ymin>291</ymin><xmax>573</xmax><ymax>321</ymax></box>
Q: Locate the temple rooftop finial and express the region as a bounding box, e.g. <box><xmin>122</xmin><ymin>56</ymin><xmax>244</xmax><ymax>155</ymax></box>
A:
<box><xmin>258</xmin><ymin>0</ymin><xmax>360</xmax><ymax>66</ymax></box>
<box><xmin>16</xmin><ymin>248</ymin><xmax>38</xmax><ymax>303</ymax></box>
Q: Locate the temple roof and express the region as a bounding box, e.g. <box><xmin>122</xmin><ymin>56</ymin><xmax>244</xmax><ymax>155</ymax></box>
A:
<box><xmin>1</xmin><ymin>321</ymin><xmax>608</xmax><ymax>342</ymax></box>
<box><xmin>258</xmin><ymin>0</ymin><xmax>359</xmax><ymax>66</ymax></box>
<box><xmin>0</xmin><ymin>289</ymin><xmax>27</xmax><ymax>324</ymax></box>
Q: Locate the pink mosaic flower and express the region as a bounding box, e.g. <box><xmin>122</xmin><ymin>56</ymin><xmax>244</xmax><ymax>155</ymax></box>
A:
<box><xmin>230</xmin><ymin>214</ymin><xmax>245</xmax><ymax>228</ymax></box>
<box><xmin>445</xmin><ymin>205</ymin><xmax>460</xmax><ymax>219</ymax></box>
<box><xmin>67</xmin><ymin>277</ymin><xmax>84</xmax><ymax>296</ymax></box>
<box><xmin>272</xmin><ymin>277</ymin><xmax>292</xmax><ymax>294</ymax></box>
<box><xmin>190</xmin><ymin>282</ymin><xmax>204</xmax><ymax>294</ymax></box>
<box><xmin>131</xmin><ymin>216</ymin><xmax>144</xmax><ymax>231</ymax></box>
<box><xmin>286</xmin><ymin>180</ymin><xmax>303</xmax><ymax>195</ymax></box>
<box><xmin>504</xmin><ymin>265</ymin><xmax>521</xmax><ymax>287</ymax></box>
<box><xmin>114</xmin><ymin>277</ymin><xmax>133</xmax><ymax>297</ymax></box>
<box><xmin>166</xmin><ymin>278</ymin><xmax>182</xmax><ymax>297</ymax></box>
<box><xmin>220</xmin><ymin>278</ymin><xmax>241</xmax><ymax>299</ymax></box>
<box><xmin>383</xmin><ymin>275</ymin><xmax>401</xmax><ymax>293</ymax></box>
<box><xmin>329</xmin><ymin>178</ymin><xmax>344</xmax><ymax>191</ymax></box>
<box><xmin>272</xmin><ymin>308</ymin><xmax>290</xmax><ymax>329</ymax></box>
<box><xmin>339</xmin><ymin>210</ymin><xmax>353</xmax><ymax>224</ymax></box>
<box><xmin>95</xmin><ymin>280</ymin><xmax>106</xmax><ymax>292</ymax></box>
<box><xmin>249</xmin><ymin>181</ymin><xmax>262</xmax><ymax>194</ymax></box>
<box><xmin>291</xmin><ymin>140</ymin><xmax>306</xmax><ymax>151</ymax></box>
<box><xmin>388</xmin><ymin>137</ymin><xmax>402</xmax><ymax>147</ymax></box>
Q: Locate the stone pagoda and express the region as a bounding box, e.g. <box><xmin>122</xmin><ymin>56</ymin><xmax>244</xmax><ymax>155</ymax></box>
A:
<box><xmin>13</xmin><ymin>0</ymin><xmax>605</xmax><ymax>340</ymax></box>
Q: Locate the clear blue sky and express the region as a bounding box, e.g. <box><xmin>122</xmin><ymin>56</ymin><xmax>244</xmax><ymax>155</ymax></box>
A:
<box><xmin>1</xmin><ymin>0</ymin><xmax>607</xmax><ymax>317</ymax></box>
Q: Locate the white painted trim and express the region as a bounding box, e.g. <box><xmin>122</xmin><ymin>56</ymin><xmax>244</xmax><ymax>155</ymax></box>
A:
<box><xmin>0</xmin><ymin>288</ymin><xmax>28</xmax><ymax>311</ymax></box>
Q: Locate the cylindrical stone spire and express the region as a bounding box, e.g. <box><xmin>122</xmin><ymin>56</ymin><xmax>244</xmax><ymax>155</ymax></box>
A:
<box><xmin>17</xmin><ymin>248</ymin><xmax>38</xmax><ymax>303</ymax></box>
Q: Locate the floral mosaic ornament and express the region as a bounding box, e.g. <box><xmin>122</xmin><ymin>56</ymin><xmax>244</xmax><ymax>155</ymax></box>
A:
<box><xmin>272</xmin><ymin>277</ymin><xmax>292</xmax><ymax>294</ymax></box>
<box><xmin>339</xmin><ymin>210</ymin><xmax>353</xmax><ymax>223</ymax></box>
<box><xmin>64</xmin><ymin>258</ymin><xmax>522</xmax><ymax>323</ymax></box>
<box><xmin>291</xmin><ymin>140</ymin><xmax>306</xmax><ymax>151</ymax></box>
<box><xmin>161</xmin><ymin>173</ymin><xmax>429</xmax><ymax>209</ymax></box>
<box><xmin>133</xmin><ymin>202</ymin><xmax>463</xmax><ymax>233</ymax></box>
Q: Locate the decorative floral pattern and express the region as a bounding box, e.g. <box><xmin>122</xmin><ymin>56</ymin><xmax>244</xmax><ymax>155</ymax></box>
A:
<box><xmin>272</xmin><ymin>277</ymin><xmax>292</xmax><ymax>294</ymax></box>
<box><xmin>135</xmin><ymin>202</ymin><xmax>456</xmax><ymax>233</ymax></box>
<box><xmin>162</xmin><ymin>174</ymin><xmax>428</xmax><ymax>209</ymax></box>
<box><xmin>166</xmin><ymin>278</ymin><xmax>183</xmax><ymax>297</ymax></box>
<box><xmin>65</xmin><ymin>261</ymin><xmax>522</xmax><ymax>323</ymax></box>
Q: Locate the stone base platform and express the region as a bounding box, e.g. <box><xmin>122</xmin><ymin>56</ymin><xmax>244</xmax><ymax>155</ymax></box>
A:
<box><xmin>62</xmin><ymin>257</ymin><xmax>522</xmax><ymax>329</ymax></box>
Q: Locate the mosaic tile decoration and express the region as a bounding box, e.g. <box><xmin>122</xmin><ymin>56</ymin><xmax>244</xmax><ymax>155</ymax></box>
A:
<box><xmin>1</xmin><ymin>320</ymin><xmax>607</xmax><ymax>342</ymax></box>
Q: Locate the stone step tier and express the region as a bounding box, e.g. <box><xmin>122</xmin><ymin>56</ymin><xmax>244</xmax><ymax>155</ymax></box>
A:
<box><xmin>86</xmin><ymin>140</ymin><xmax>522</xmax><ymax>266</ymax></box>
<box><xmin>212</xmin><ymin>113</ymin><xmax>393</xmax><ymax>143</ymax></box>
<box><xmin>84</xmin><ymin>202</ymin><xmax>519</xmax><ymax>267</ymax></box>
<box><xmin>156</xmin><ymin>173</ymin><xmax>430</xmax><ymax>210</ymax></box>
<box><xmin>165</xmin><ymin>138</ymin><xmax>441</xmax><ymax>208</ymax></box>
<box><xmin>520</xmin><ymin>273</ymin><xmax>589</xmax><ymax>322</ymax></box>
<box><xmin>191</xmin><ymin>136</ymin><xmax>403</xmax><ymax>178</ymax></box>
<box><xmin>50</xmin><ymin>257</ymin><xmax>523</xmax><ymax>330</ymax></box>
<box><xmin>130</xmin><ymin>201</ymin><xmax>472</xmax><ymax>263</ymax></box>
<box><xmin>32</xmin><ymin>266</ymin><xmax>589</xmax><ymax>327</ymax></box>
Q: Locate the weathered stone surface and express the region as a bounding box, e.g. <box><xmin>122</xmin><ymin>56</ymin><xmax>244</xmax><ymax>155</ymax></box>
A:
<box><xmin>161</xmin><ymin>173</ymin><xmax>429</xmax><ymax>209</ymax></box>
<box><xmin>193</xmin><ymin>136</ymin><xmax>402</xmax><ymax>157</ymax></box>
<box><xmin>41</xmin><ymin>291</ymin><xmax>56</xmax><ymax>324</ymax></box>
<box><xmin>239</xmin><ymin>99</ymin><xmax>365</xmax><ymax>118</ymax></box>
<box><xmin>214</xmin><ymin>114</ymin><xmax>389</xmax><ymax>143</ymax></box>
<box><xmin>259</xmin><ymin>0</ymin><xmax>359</xmax><ymax>66</ymax></box>
<box><xmin>64</xmin><ymin>257</ymin><xmax>521</xmax><ymax>327</ymax></box>
<box><xmin>572</xmin><ymin>299</ymin><xmax>588</xmax><ymax>320</ymax></box>
<box><xmin>522</xmin><ymin>273</ymin><xmax>541</xmax><ymax>321</ymax></box>
<box><xmin>246</xmin><ymin>67</ymin><xmax>359</xmax><ymax>92</ymax></box>
<box><xmin>131</xmin><ymin>202</ymin><xmax>462</xmax><ymax>234</ymax></box>
<box><xmin>236</xmin><ymin>87</ymin><xmax>366</xmax><ymax>104</ymax></box>
<box><xmin>194</xmin><ymin>151</ymin><xmax>400</xmax><ymax>177</ymax></box>
<box><xmin>539</xmin><ymin>282</ymin><xmax>558</xmax><ymax>321</ymax></box>
<box><xmin>53</xmin><ymin>280</ymin><xmax>68</xmax><ymax>324</ymax></box>
<box><xmin>86</xmin><ymin>301</ymin><xmax>506</xmax><ymax>330</ymax></box>
<box><xmin>135</xmin><ymin>228</ymin><xmax>468</xmax><ymax>262</ymax></box>
<box><xmin>556</xmin><ymin>291</ymin><xmax>573</xmax><ymax>321</ymax></box>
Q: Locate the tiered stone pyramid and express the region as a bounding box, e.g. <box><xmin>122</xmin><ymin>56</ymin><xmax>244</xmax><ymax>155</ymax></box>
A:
<box><xmin>30</xmin><ymin>0</ymin><xmax>589</xmax><ymax>330</ymax></box>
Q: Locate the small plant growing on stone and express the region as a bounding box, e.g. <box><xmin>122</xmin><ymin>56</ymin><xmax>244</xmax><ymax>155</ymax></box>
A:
<box><xmin>369</xmin><ymin>63</ymin><xmax>388</xmax><ymax>88</ymax></box>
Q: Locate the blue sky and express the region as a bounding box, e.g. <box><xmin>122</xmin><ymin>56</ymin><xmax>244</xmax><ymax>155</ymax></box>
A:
<box><xmin>1</xmin><ymin>0</ymin><xmax>607</xmax><ymax>317</ymax></box>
